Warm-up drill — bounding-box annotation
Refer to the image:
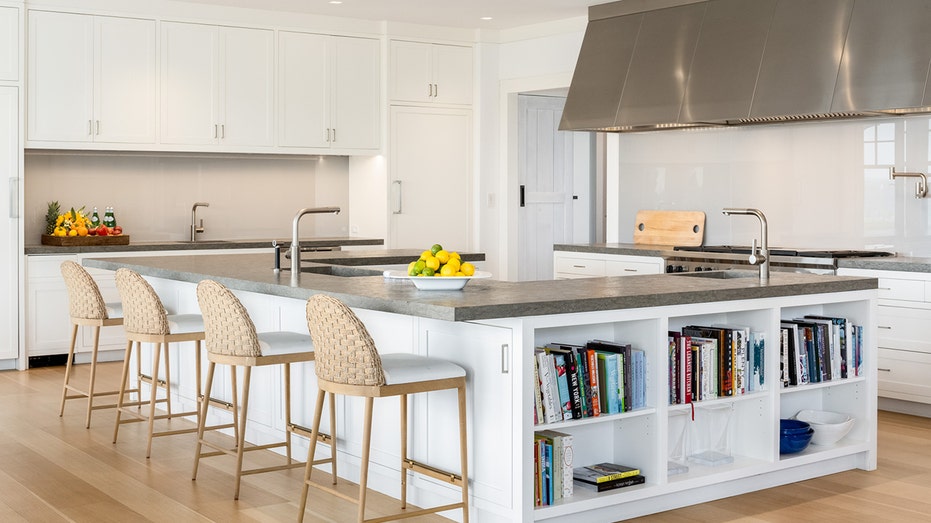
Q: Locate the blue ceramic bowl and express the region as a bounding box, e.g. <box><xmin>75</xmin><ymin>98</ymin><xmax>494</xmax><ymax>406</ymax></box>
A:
<box><xmin>780</xmin><ymin>418</ymin><xmax>811</xmax><ymax>434</ymax></box>
<box><xmin>780</xmin><ymin>428</ymin><xmax>814</xmax><ymax>454</ymax></box>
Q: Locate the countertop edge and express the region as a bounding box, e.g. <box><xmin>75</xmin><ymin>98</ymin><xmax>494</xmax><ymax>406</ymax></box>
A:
<box><xmin>25</xmin><ymin>237</ymin><xmax>384</xmax><ymax>255</ymax></box>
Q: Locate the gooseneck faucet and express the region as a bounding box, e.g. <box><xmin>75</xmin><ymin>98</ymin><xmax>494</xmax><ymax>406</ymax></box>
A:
<box><xmin>290</xmin><ymin>206</ymin><xmax>341</xmax><ymax>270</ymax></box>
<box><xmin>722</xmin><ymin>208</ymin><xmax>769</xmax><ymax>285</ymax></box>
<box><xmin>191</xmin><ymin>202</ymin><xmax>209</xmax><ymax>241</ymax></box>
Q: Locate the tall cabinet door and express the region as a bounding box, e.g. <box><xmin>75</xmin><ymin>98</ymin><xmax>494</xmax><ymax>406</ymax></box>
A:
<box><xmin>160</xmin><ymin>21</ymin><xmax>219</xmax><ymax>145</ymax></box>
<box><xmin>277</xmin><ymin>31</ymin><xmax>329</xmax><ymax>148</ymax></box>
<box><xmin>220</xmin><ymin>26</ymin><xmax>274</xmax><ymax>147</ymax></box>
<box><xmin>0</xmin><ymin>87</ymin><xmax>18</xmax><ymax>360</ymax></box>
<box><xmin>27</xmin><ymin>11</ymin><xmax>93</xmax><ymax>142</ymax></box>
<box><xmin>94</xmin><ymin>16</ymin><xmax>156</xmax><ymax>143</ymax></box>
<box><xmin>331</xmin><ymin>36</ymin><xmax>380</xmax><ymax>150</ymax></box>
<box><xmin>389</xmin><ymin>106</ymin><xmax>472</xmax><ymax>250</ymax></box>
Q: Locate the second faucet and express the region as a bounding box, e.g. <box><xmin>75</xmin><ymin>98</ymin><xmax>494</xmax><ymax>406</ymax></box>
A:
<box><xmin>191</xmin><ymin>202</ymin><xmax>210</xmax><ymax>241</ymax></box>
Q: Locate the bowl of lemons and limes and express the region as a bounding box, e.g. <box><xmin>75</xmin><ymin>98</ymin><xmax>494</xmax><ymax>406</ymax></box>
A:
<box><xmin>387</xmin><ymin>244</ymin><xmax>491</xmax><ymax>290</ymax></box>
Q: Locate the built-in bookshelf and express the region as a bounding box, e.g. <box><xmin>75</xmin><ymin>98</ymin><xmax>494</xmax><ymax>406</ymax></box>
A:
<box><xmin>527</xmin><ymin>293</ymin><xmax>876</xmax><ymax>522</ymax></box>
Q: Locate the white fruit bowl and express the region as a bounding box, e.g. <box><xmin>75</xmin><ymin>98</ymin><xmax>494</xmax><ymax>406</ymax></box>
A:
<box><xmin>794</xmin><ymin>409</ymin><xmax>855</xmax><ymax>446</ymax></box>
<box><xmin>384</xmin><ymin>270</ymin><xmax>492</xmax><ymax>290</ymax></box>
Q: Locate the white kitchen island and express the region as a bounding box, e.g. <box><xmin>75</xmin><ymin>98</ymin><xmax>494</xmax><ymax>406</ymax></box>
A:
<box><xmin>84</xmin><ymin>253</ymin><xmax>879</xmax><ymax>522</ymax></box>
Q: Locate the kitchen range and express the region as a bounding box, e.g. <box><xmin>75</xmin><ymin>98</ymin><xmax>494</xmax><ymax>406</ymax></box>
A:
<box><xmin>664</xmin><ymin>245</ymin><xmax>895</xmax><ymax>275</ymax></box>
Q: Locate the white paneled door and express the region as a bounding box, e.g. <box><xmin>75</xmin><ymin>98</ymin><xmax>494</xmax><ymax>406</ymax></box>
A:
<box><xmin>517</xmin><ymin>95</ymin><xmax>579</xmax><ymax>281</ymax></box>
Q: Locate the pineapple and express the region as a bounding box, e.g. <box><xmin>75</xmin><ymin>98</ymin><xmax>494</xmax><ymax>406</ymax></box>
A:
<box><xmin>44</xmin><ymin>201</ymin><xmax>60</xmax><ymax>235</ymax></box>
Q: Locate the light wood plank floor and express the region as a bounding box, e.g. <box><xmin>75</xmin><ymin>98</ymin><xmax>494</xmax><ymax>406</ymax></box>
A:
<box><xmin>0</xmin><ymin>362</ymin><xmax>450</xmax><ymax>523</ymax></box>
<box><xmin>4</xmin><ymin>362</ymin><xmax>931</xmax><ymax>522</ymax></box>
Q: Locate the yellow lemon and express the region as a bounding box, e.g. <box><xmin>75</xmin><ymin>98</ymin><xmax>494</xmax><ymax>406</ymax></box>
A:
<box><xmin>424</xmin><ymin>256</ymin><xmax>440</xmax><ymax>271</ymax></box>
<box><xmin>420</xmin><ymin>250</ymin><xmax>432</xmax><ymax>261</ymax></box>
<box><xmin>449</xmin><ymin>251</ymin><xmax>461</xmax><ymax>261</ymax></box>
<box><xmin>444</xmin><ymin>258</ymin><xmax>460</xmax><ymax>273</ymax></box>
<box><xmin>460</xmin><ymin>262</ymin><xmax>476</xmax><ymax>276</ymax></box>
<box><xmin>408</xmin><ymin>261</ymin><xmax>418</xmax><ymax>276</ymax></box>
<box><xmin>435</xmin><ymin>249</ymin><xmax>450</xmax><ymax>264</ymax></box>
<box><xmin>440</xmin><ymin>264</ymin><xmax>457</xmax><ymax>276</ymax></box>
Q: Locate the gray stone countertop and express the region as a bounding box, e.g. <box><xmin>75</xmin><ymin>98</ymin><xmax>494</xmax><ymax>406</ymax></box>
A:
<box><xmin>557</xmin><ymin>243</ymin><xmax>931</xmax><ymax>274</ymax></box>
<box><xmin>25</xmin><ymin>236</ymin><xmax>384</xmax><ymax>255</ymax></box>
<box><xmin>83</xmin><ymin>252</ymin><xmax>877</xmax><ymax>322</ymax></box>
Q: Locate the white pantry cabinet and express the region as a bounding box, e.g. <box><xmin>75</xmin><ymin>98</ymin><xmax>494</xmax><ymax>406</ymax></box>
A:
<box><xmin>0</xmin><ymin>5</ymin><xmax>18</xmax><ymax>81</ymax></box>
<box><xmin>278</xmin><ymin>31</ymin><xmax>379</xmax><ymax>151</ymax></box>
<box><xmin>1</xmin><ymin>86</ymin><xmax>19</xmax><ymax>364</ymax></box>
<box><xmin>553</xmin><ymin>251</ymin><xmax>664</xmax><ymax>279</ymax></box>
<box><xmin>27</xmin><ymin>11</ymin><xmax>156</xmax><ymax>145</ymax></box>
<box><xmin>160</xmin><ymin>22</ymin><xmax>274</xmax><ymax>148</ymax></box>
<box><xmin>838</xmin><ymin>267</ymin><xmax>931</xmax><ymax>404</ymax></box>
<box><xmin>389</xmin><ymin>40</ymin><xmax>472</xmax><ymax>105</ymax></box>
<box><xmin>388</xmin><ymin>105</ymin><xmax>472</xmax><ymax>250</ymax></box>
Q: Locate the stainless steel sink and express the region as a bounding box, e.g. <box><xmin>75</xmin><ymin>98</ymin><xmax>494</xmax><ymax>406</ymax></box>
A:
<box><xmin>671</xmin><ymin>270</ymin><xmax>759</xmax><ymax>279</ymax></box>
<box><xmin>300</xmin><ymin>265</ymin><xmax>383</xmax><ymax>277</ymax></box>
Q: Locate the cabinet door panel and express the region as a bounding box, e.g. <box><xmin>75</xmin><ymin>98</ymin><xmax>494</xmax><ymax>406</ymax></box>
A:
<box><xmin>278</xmin><ymin>31</ymin><xmax>328</xmax><ymax>148</ymax></box>
<box><xmin>95</xmin><ymin>16</ymin><xmax>156</xmax><ymax>143</ymax></box>
<box><xmin>0</xmin><ymin>87</ymin><xmax>17</xmax><ymax>360</ymax></box>
<box><xmin>389</xmin><ymin>40</ymin><xmax>432</xmax><ymax>103</ymax></box>
<box><xmin>331</xmin><ymin>36</ymin><xmax>380</xmax><ymax>150</ymax></box>
<box><xmin>27</xmin><ymin>11</ymin><xmax>94</xmax><ymax>142</ymax></box>
<box><xmin>389</xmin><ymin>107</ymin><xmax>471</xmax><ymax>250</ymax></box>
<box><xmin>160</xmin><ymin>22</ymin><xmax>218</xmax><ymax>145</ymax></box>
<box><xmin>0</xmin><ymin>6</ymin><xmax>18</xmax><ymax>81</ymax></box>
<box><xmin>220</xmin><ymin>26</ymin><xmax>274</xmax><ymax>147</ymax></box>
<box><xmin>877</xmin><ymin>306</ymin><xmax>931</xmax><ymax>353</ymax></box>
<box><xmin>433</xmin><ymin>44</ymin><xmax>472</xmax><ymax>105</ymax></box>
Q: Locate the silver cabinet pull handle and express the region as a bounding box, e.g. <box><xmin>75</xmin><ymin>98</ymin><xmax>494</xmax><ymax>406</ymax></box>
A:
<box><xmin>500</xmin><ymin>344</ymin><xmax>509</xmax><ymax>374</ymax></box>
<box><xmin>95</xmin><ymin>120</ymin><xmax>100</xmax><ymax>135</ymax></box>
<box><xmin>88</xmin><ymin>120</ymin><xmax>92</xmax><ymax>136</ymax></box>
<box><xmin>8</xmin><ymin>178</ymin><xmax>18</xmax><ymax>218</ymax></box>
<box><xmin>878</xmin><ymin>325</ymin><xmax>892</xmax><ymax>330</ymax></box>
<box><xmin>221</xmin><ymin>124</ymin><xmax>225</xmax><ymax>139</ymax></box>
<box><xmin>392</xmin><ymin>180</ymin><xmax>402</xmax><ymax>214</ymax></box>
<box><xmin>214</xmin><ymin>124</ymin><xmax>218</xmax><ymax>139</ymax></box>
<box><xmin>427</xmin><ymin>83</ymin><xmax>432</xmax><ymax>98</ymax></box>
<box><xmin>331</xmin><ymin>128</ymin><xmax>335</xmax><ymax>142</ymax></box>
<box><xmin>433</xmin><ymin>83</ymin><xmax>438</xmax><ymax>98</ymax></box>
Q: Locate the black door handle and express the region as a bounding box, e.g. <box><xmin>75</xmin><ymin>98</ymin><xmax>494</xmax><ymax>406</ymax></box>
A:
<box><xmin>519</xmin><ymin>185</ymin><xmax>525</xmax><ymax>207</ymax></box>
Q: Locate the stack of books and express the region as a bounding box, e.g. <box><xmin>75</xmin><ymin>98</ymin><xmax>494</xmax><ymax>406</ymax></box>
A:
<box><xmin>572</xmin><ymin>462</ymin><xmax>645</xmax><ymax>492</ymax></box>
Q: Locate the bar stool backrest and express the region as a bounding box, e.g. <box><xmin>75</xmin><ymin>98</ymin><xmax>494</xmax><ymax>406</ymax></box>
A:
<box><xmin>196</xmin><ymin>279</ymin><xmax>262</xmax><ymax>357</ymax></box>
<box><xmin>115</xmin><ymin>268</ymin><xmax>170</xmax><ymax>336</ymax></box>
<box><xmin>305</xmin><ymin>294</ymin><xmax>385</xmax><ymax>386</ymax></box>
<box><xmin>61</xmin><ymin>260</ymin><xmax>109</xmax><ymax>321</ymax></box>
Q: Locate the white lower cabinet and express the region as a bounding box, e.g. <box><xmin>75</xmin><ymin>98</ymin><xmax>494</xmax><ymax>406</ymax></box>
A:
<box><xmin>554</xmin><ymin>251</ymin><xmax>664</xmax><ymax>279</ymax></box>
<box><xmin>838</xmin><ymin>267</ymin><xmax>931</xmax><ymax>404</ymax></box>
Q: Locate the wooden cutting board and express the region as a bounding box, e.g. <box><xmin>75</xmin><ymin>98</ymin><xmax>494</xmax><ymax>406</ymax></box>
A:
<box><xmin>633</xmin><ymin>210</ymin><xmax>705</xmax><ymax>246</ymax></box>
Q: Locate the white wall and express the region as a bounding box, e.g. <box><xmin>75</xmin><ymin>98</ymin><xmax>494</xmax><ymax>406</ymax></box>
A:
<box><xmin>25</xmin><ymin>153</ymin><xmax>352</xmax><ymax>242</ymax></box>
<box><xmin>612</xmin><ymin>116</ymin><xmax>931</xmax><ymax>256</ymax></box>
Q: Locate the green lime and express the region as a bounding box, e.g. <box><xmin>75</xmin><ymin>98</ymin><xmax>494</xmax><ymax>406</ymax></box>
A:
<box><xmin>421</xmin><ymin>267</ymin><xmax>435</xmax><ymax>277</ymax></box>
<box><xmin>430</xmin><ymin>243</ymin><xmax>443</xmax><ymax>255</ymax></box>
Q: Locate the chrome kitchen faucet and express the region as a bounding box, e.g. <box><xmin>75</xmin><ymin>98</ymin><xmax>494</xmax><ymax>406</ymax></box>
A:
<box><xmin>290</xmin><ymin>207</ymin><xmax>341</xmax><ymax>271</ymax></box>
<box><xmin>191</xmin><ymin>202</ymin><xmax>209</xmax><ymax>242</ymax></box>
<box><xmin>722</xmin><ymin>208</ymin><xmax>769</xmax><ymax>285</ymax></box>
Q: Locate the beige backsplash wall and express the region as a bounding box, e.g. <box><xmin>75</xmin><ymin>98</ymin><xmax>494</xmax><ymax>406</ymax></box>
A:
<box><xmin>24</xmin><ymin>153</ymin><xmax>354</xmax><ymax>243</ymax></box>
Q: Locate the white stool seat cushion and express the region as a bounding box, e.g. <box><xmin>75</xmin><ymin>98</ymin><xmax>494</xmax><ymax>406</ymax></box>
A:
<box><xmin>380</xmin><ymin>353</ymin><xmax>466</xmax><ymax>385</ymax></box>
<box><xmin>258</xmin><ymin>331</ymin><xmax>314</xmax><ymax>356</ymax></box>
<box><xmin>167</xmin><ymin>314</ymin><xmax>205</xmax><ymax>334</ymax></box>
<box><xmin>105</xmin><ymin>302</ymin><xmax>123</xmax><ymax>319</ymax></box>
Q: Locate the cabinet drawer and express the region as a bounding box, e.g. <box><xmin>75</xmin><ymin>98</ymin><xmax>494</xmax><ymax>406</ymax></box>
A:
<box><xmin>877</xmin><ymin>306</ymin><xmax>931</xmax><ymax>353</ymax></box>
<box><xmin>605</xmin><ymin>260</ymin><xmax>660</xmax><ymax>276</ymax></box>
<box><xmin>877</xmin><ymin>277</ymin><xmax>925</xmax><ymax>301</ymax></box>
<box><xmin>878</xmin><ymin>348</ymin><xmax>931</xmax><ymax>403</ymax></box>
<box><xmin>554</xmin><ymin>256</ymin><xmax>605</xmax><ymax>276</ymax></box>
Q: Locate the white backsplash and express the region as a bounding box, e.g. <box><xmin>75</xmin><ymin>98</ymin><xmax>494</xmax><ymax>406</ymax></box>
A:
<box><xmin>615</xmin><ymin>115</ymin><xmax>931</xmax><ymax>256</ymax></box>
<box><xmin>24</xmin><ymin>153</ymin><xmax>352</xmax><ymax>243</ymax></box>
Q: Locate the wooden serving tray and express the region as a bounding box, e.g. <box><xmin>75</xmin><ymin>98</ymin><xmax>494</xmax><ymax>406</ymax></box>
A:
<box><xmin>41</xmin><ymin>234</ymin><xmax>130</xmax><ymax>246</ymax></box>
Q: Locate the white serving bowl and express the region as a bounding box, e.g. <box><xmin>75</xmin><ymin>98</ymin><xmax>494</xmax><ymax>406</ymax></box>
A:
<box><xmin>795</xmin><ymin>409</ymin><xmax>855</xmax><ymax>446</ymax></box>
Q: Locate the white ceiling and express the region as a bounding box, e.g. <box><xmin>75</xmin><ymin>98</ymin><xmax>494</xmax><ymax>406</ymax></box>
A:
<box><xmin>178</xmin><ymin>0</ymin><xmax>597</xmax><ymax>30</ymax></box>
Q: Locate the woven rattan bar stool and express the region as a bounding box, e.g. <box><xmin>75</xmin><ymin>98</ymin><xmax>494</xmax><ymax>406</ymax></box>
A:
<box><xmin>112</xmin><ymin>267</ymin><xmax>206</xmax><ymax>458</ymax></box>
<box><xmin>193</xmin><ymin>279</ymin><xmax>335</xmax><ymax>499</ymax></box>
<box><xmin>301</xmin><ymin>294</ymin><xmax>469</xmax><ymax>523</ymax></box>
<box><xmin>59</xmin><ymin>260</ymin><xmax>126</xmax><ymax>428</ymax></box>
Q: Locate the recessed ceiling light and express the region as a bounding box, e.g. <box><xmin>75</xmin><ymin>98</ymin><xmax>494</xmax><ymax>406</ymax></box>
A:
<box><xmin>480</xmin><ymin>16</ymin><xmax>493</xmax><ymax>21</ymax></box>
<box><xmin>329</xmin><ymin>1</ymin><xmax>342</xmax><ymax>4</ymax></box>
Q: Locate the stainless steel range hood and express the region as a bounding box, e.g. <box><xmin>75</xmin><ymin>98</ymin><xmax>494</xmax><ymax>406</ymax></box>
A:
<box><xmin>560</xmin><ymin>0</ymin><xmax>931</xmax><ymax>132</ymax></box>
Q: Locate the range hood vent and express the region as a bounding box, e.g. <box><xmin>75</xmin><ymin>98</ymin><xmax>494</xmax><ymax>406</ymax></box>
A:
<box><xmin>560</xmin><ymin>0</ymin><xmax>931</xmax><ymax>132</ymax></box>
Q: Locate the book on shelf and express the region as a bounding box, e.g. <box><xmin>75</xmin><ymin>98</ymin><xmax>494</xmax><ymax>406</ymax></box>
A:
<box><xmin>683</xmin><ymin>325</ymin><xmax>733</xmax><ymax>397</ymax></box>
<box><xmin>596</xmin><ymin>351</ymin><xmax>621</xmax><ymax>414</ymax></box>
<box><xmin>574</xmin><ymin>473</ymin><xmax>646</xmax><ymax>492</ymax></box>
<box><xmin>533</xmin><ymin>353</ymin><xmax>545</xmax><ymax>425</ymax></box>
<box><xmin>535</xmin><ymin>349</ymin><xmax>562</xmax><ymax>424</ymax></box>
<box><xmin>546</xmin><ymin>343</ymin><xmax>585</xmax><ymax>420</ymax></box>
<box><xmin>538</xmin><ymin>429</ymin><xmax>574</xmax><ymax>499</ymax></box>
<box><xmin>750</xmin><ymin>331</ymin><xmax>765</xmax><ymax>392</ymax></box>
<box><xmin>552</xmin><ymin>352</ymin><xmax>574</xmax><ymax>420</ymax></box>
<box><xmin>572</xmin><ymin>462</ymin><xmax>641</xmax><ymax>484</ymax></box>
<box><xmin>690</xmin><ymin>336</ymin><xmax>717</xmax><ymax>401</ymax></box>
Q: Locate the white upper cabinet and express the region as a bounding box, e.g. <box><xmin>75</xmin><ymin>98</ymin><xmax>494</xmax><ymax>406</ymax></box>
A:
<box><xmin>28</xmin><ymin>11</ymin><xmax>156</xmax><ymax>144</ymax></box>
<box><xmin>390</xmin><ymin>40</ymin><xmax>472</xmax><ymax>105</ymax></box>
<box><xmin>0</xmin><ymin>6</ymin><xmax>19</xmax><ymax>81</ymax></box>
<box><xmin>161</xmin><ymin>22</ymin><xmax>274</xmax><ymax>148</ymax></box>
<box><xmin>278</xmin><ymin>31</ymin><xmax>379</xmax><ymax>151</ymax></box>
